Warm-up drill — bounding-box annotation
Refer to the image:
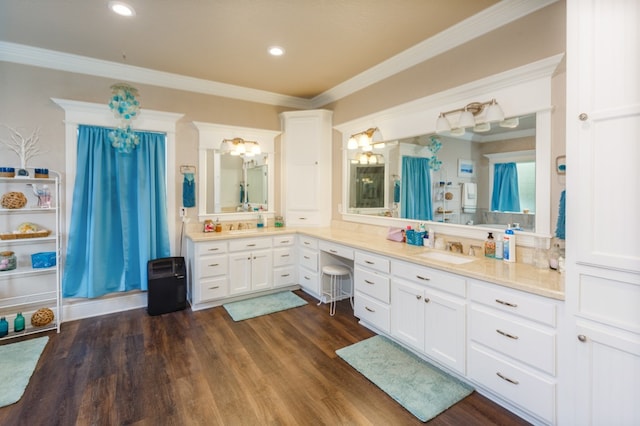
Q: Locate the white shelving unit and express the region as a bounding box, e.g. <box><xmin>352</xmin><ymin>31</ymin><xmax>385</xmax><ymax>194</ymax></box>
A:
<box><xmin>0</xmin><ymin>172</ymin><xmax>61</xmax><ymax>339</ymax></box>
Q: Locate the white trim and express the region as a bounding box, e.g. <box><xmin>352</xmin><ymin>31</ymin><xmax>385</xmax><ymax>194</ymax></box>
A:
<box><xmin>51</xmin><ymin>97</ymin><xmax>184</xmax><ymax>256</ymax></box>
<box><xmin>62</xmin><ymin>292</ymin><xmax>147</xmax><ymax>322</ymax></box>
<box><xmin>0</xmin><ymin>0</ymin><xmax>558</xmax><ymax>109</ymax></box>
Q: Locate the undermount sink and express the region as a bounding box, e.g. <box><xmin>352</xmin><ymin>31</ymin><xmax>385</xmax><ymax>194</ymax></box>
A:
<box><xmin>416</xmin><ymin>251</ymin><xmax>476</xmax><ymax>265</ymax></box>
<box><xmin>226</xmin><ymin>228</ymin><xmax>260</xmax><ymax>234</ymax></box>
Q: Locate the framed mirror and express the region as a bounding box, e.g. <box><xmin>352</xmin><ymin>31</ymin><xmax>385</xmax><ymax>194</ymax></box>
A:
<box><xmin>193</xmin><ymin>122</ymin><xmax>279</xmax><ymax>220</ymax></box>
<box><xmin>345</xmin><ymin>114</ymin><xmax>537</xmax><ymax>231</ymax></box>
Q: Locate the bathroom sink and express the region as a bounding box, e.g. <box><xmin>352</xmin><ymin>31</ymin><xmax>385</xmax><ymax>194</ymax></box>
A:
<box><xmin>227</xmin><ymin>228</ymin><xmax>260</xmax><ymax>234</ymax></box>
<box><xmin>416</xmin><ymin>251</ymin><xmax>476</xmax><ymax>265</ymax></box>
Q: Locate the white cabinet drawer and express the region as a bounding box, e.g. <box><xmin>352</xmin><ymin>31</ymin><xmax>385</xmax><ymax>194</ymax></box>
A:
<box><xmin>355</xmin><ymin>251</ymin><xmax>390</xmax><ymax>274</ymax></box>
<box><xmin>287</xmin><ymin>211</ymin><xmax>321</xmax><ymax>226</ymax></box>
<box><xmin>273</xmin><ymin>234</ymin><xmax>296</xmax><ymax>247</ymax></box>
<box><xmin>469</xmin><ymin>344</ymin><xmax>556</xmax><ymax>425</ymax></box>
<box><xmin>355</xmin><ymin>292</ymin><xmax>390</xmax><ymax>333</ymax></box>
<box><xmin>274</xmin><ymin>266</ymin><xmax>296</xmax><ymax>287</ymax></box>
<box><xmin>469</xmin><ymin>280</ymin><xmax>556</xmax><ymax>327</ymax></box>
<box><xmin>298</xmin><ymin>268</ymin><xmax>319</xmax><ymax>294</ymax></box>
<box><xmin>319</xmin><ymin>241</ymin><xmax>354</xmax><ymax>260</ymax></box>
<box><xmin>199</xmin><ymin>277</ymin><xmax>228</xmax><ymax>302</ymax></box>
<box><xmin>273</xmin><ymin>247</ymin><xmax>295</xmax><ymax>267</ymax></box>
<box><xmin>299</xmin><ymin>248</ymin><xmax>318</xmax><ymax>271</ymax></box>
<box><xmin>298</xmin><ymin>235</ymin><xmax>318</xmax><ymax>249</ymax></box>
<box><xmin>229</xmin><ymin>237</ymin><xmax>273</xmax><ymax>252</ymax></box>
<box><xmin>198</xmin><ymin>255</ymin><xmax>227</xmax><ymax>278</ymax></box>
<box><xmin>470</xmin><ymin>306</ymin><xmax>556</xmax><ymax>375</ymax></box>
<box><xmin>392</xmin><ymin>261</ymin><xmax>466</xmax><ymax>297</ymax></box>
<box><xmin>354</xmin><ymin>266</ymin><xmax>390</xmax><ymax>304</ymax></box>
<box><xmin>196</xmin><ymin>240</ymin><xmax>227</xmax><ymax>256</ymax></box>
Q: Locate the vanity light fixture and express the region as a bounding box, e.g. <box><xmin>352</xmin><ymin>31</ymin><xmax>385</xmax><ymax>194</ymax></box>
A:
<box><xmin>357</xmin><ymin>152</ymin><xmax>384</xmax><ymax>165</ymax></box>
<box><xmin>435</xmin><ymin>99</ymin><xmax>505</xmax><ymax>134</ymax></box>
<box><xmin>220</xmin><ymin>138</ymin><xmax>261</xmax><ymax>157</ymax></box>
<box><xmin>347</xmin><ymin>127</ymin><xmax>383</xmax><ymax>150</ymax></box>
<box><xmin>108</xmin><ymin>1</ymin><xmax>136</xmax><ymax>17</ymax></box>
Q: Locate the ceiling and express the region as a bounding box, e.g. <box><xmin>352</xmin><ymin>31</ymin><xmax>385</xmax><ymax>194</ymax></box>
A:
<box><xmin>1</xmin><ymin>1</ymin><xmax>552</xmax><ymax>104</ymax></box>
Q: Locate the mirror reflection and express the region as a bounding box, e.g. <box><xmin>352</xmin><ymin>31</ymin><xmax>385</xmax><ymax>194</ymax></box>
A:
<box><xmin>205</xmin><ymin>150</ymin><xmax>269</xmax><ymax>214</ymax></box>
<box><xmin>346</xmin><ymin>114</ymin><xmax>536</xmax><ymax>231</ymax></box>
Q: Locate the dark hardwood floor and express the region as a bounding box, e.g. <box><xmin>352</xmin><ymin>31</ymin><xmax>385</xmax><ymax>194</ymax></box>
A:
<box><xmin>0</xmin><ymin>291</ymin><xmax>531</xmax><ymax>425</ymax></box>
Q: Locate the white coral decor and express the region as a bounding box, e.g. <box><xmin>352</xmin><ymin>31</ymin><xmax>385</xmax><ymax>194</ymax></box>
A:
<box><xmin>0</xmin><ymin>125</ymin><xmax>43</xmax><ymax>169</ymax></box>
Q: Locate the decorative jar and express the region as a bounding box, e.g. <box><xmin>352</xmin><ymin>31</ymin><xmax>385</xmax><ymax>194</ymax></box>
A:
<box><xmin>0</xmin><ymin>251</ymin><xmax>17</xmax><ymax>271</ymax></box>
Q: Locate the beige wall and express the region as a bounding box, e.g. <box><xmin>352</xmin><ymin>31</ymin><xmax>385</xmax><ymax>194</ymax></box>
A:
<box><xmin>0</xmin><ymin>1</ymin><xmax>566</xmax><ymax>242</ymax></box>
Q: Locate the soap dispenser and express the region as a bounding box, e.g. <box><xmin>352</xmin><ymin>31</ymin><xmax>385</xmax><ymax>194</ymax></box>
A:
<box><xmin>484</xmin><ymin>232</ymin><xmax>496</xmax><ymax>258</ymax></box>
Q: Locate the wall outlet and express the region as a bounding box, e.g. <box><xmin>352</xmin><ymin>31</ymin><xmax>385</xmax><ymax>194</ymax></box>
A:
<box><xmin>179</xmin><ymin>207</ymin><xmax>187</xmax><ymax>217</ymax></box>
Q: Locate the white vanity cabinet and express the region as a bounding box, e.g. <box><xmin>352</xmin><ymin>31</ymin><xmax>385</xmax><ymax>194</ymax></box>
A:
<box><xmin>228</xmin><ymin>237</ymin><xmax>273</xmax><ymax>295</ymax></box>
<box><xmin>353</xmin><ymin>251</ymin><xmax>391</xmax><ymax>333</ymax></box>
<box><xmin>297</xmin><ymin>235</ymin><xmax>319</xmax><ymax>297</ymax></box>
<box><xmin>391</xmin><ymin>260</ymin><xmax>467</xmax><ymax>374</ymax></box>
<box><xmin>467</xmin><ymin>279</ymin><xmax>559</xmax><ymax>425</ymax></box>
<box><xmin>272</xmin><ymin>234</ymin><xmax>296</xmax><ymax>288</ymax></box>
<box><xmin>280</xmin><ymin>110</ymin><xmax>332</xmax><ymax>227</ymax></box>
<box><xmin>186</xmin><ymin>240</ymin><xmax>228</xmax><ymax>310</ymax></box>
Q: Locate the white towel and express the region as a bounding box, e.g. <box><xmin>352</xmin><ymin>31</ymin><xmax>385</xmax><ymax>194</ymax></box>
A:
<box><xmin>462</xmin><ymin>182</ymin><xmax>477</xmax><ymax>213</ymax></box>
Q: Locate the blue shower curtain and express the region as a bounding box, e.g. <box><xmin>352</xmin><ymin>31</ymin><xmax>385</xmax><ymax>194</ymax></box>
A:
<box><xmin>63</xmin><ymin>125</ymin><xmax>171</xmax><ymax>298</ymax></box>
<box><xmin>401</xmin><ymin>156</ymin><xmax>432</xmax><ymax>220</ymax></box>
<box><xmin>491</xmin><ymin>162</ymin><xmax>521</xmax><ymax>212</ymax></box>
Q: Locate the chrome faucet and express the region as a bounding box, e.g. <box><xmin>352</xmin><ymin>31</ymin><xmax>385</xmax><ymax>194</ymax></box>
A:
<box><xmin>447</xmin><ymin>241</ymin><xmax>463</xmax><ymax>253</ymax></box>
<box><xmin>468</xmin><ymin>245</ymin><xmax>482</xmax><ymax>256</ymax></box>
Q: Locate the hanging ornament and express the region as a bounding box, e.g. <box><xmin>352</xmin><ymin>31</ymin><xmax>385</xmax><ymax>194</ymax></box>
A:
<box><xmin>108</xmin><ymin>83</ymin><xmax>141</xmax><ymax>153</ymax></box>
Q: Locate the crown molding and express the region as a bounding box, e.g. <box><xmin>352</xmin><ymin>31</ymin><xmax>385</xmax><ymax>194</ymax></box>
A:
<box><xmin>0</xmin><ymin>41</ymin><xmax>312</xmax><ymax>110</ymax></box>
<box><xmin>311</xmin><ymin>0</ymin><xmax>559</xmax><ymax>108</ymax></box>
<box><xmin>0</xmin><ymin>0</ymin><xmax>558</xmax><ymax>109</ymax></box>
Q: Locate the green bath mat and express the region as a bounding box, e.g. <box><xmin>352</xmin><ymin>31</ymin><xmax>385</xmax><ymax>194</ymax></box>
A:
<box><xmin>0</xmin><ymin>336</ymin><xmax>49</xmax><ymax>408</ymax></box>
<box><xmin>223</xmin><ymin>291</ymin><xmax>308</xmax><ymax>321</ymax></box>
<box><xmin>336</xmin><ymin>335</ymin><xmax>473</xmax><ymax>422</ymax></box>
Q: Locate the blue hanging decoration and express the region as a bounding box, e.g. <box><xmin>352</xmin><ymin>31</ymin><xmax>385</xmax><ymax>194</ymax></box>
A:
<box><xmin>429</xmin><ymin>136</ymin><xmax>442</xmax><ymax>154</ymax></box>
<box><xmin>108</xmin><ymin>83</ymin><xmax>141</xmax><ymax>153</ymax></box>
<box><xmin>428</xmin><ymin>156</ymin><xmax>442</xmax><ymax>171</ymax></box>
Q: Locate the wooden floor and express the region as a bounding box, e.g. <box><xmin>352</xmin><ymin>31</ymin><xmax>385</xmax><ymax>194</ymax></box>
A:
<box><xmin>0</xmin><ymin>291</ymin><xmax>531</xmax><ymax>425</ymax></box>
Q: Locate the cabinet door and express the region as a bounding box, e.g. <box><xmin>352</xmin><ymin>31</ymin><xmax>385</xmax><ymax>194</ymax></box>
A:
<box><xmin>251</xmin><ymin>250</ymin><xmax>273</xmax><ymax>291</ymax></box>
<box><xmin>574</xmin><ymin>321</ymin><xmax>640</xmax><ymax>426</ymax></box>
<box><xmin>229</xmin><ymin>252</ymin><xmax>251</xmax><ymax>295</ymax></box>
<box><xmin>391</xmin><ymin>279</ymin><xmax>425</xmax><ymax>351</ymax></box>
<box><xmin>568</xmin><ymin>0</ymin><xmax>640</xmax><ymax>272</ymax></box>
<box><xmin>424</xmin><ymin>290</ymin><xmax>466</xmax><ymax>374</ymax></box>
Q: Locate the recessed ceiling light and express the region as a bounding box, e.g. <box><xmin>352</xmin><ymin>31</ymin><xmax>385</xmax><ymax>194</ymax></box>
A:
<box><xmin>268</xmin><ymin>46</ymin><xmax>285</xmax><ymax>56</ymax></box>
<box><xmin>108</xmin><ymin>1</ymin><xmax>136</xmax><ymax>17</ymax></box>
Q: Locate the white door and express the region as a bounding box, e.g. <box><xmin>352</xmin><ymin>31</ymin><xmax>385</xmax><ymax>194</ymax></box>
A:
<box><xmin>250</xmin><ymin>250</ymin><xmax>273</xmax><ymax>291</ymax></box>
<box><xmin>228</xmin><ymin>252</ymin><xmax>251</xmax><ymax>295</ymax></box>
<box><xmin>424</xmin><ymin>291</ymin><xmax>466</xmax><ymax>374</ymax></box>
<box><xmin>391</xmin><ymin>279</ymin><xmax>425</xmax><ymax>351</ymax></box>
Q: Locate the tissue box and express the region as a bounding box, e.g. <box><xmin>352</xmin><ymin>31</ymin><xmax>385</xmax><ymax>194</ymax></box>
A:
<box><xmin>31</xmin><ymin>252</ymin><xmax>56</xmax><ymax>268</ymax></box>
<box><xmin>405</xmin><ymin>230</ymin><xmax>426</xmax><ymax>246</ymax></box>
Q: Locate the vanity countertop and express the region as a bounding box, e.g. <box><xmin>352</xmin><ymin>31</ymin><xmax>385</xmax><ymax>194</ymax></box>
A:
<box><xmin>187</xmin><ymin>226</ymin><xmax>564</xmax><ymax>300</ymax></box>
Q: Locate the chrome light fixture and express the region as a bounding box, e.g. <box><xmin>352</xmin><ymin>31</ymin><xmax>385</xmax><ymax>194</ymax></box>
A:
<box><xmin>435</xmin><ymin>99</ymin><xmax>505</xmax><ymax>134</ymax></box>
<box><xmin>220</xmin><ymin>138</ymin><xmax>261</xmax><ymax>157</ymax></box>
<box><xmin>347</xmin><ymin>127</ymin><xmax>383</xmax><ymax>150</ymax></box>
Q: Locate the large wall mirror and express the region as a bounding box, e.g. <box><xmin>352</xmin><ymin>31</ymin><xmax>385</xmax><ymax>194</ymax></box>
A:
<box><xmin>346</xmin><ymin>114</ymin><xmax>537</xmax><ymax>231</ymax></box>
<box><xmin>193</xmin><ymin>122</ymin><xmax>279</xmax><ymax>220</ymax></box>
<box><xmin>337</xmin><ymin>54</ymin><xmax>563</xmax><ymax>240</ymax></box>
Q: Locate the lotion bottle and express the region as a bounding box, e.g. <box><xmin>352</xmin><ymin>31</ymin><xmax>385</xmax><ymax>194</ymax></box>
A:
<box><xmin>503</xmin><ymin>228</ymin><xmax>516</xmax><ymax>263</ymax></box>
<box><xmin>495</xmin><ymin>235</ymin><xmax>504</xmax><ymax>259</ymax></box>
<box><xmin>484</xmin><ymin>232</ymin><xmax>496</xmax><ymax>258</ymax></box>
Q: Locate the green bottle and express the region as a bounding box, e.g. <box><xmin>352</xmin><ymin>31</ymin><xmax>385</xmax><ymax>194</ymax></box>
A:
<box><xmin>0</xmin><ymin>317</ymin><xmax>8</xmax><ymax>337</ymax></box>
<box><xmin>14</xmin><ymin>312</ymin><xmax>25</xmax><ymax>332</ymax></box>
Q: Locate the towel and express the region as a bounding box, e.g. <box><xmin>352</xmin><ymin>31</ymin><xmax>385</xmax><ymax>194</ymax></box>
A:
<box><xmin>555</xmin><ymin>190</ymin><xmax>566</xmax><ymax>240</ymax></box>
<box><xmin>393</xmin><ymin>180</ymin><xmax>401</xmax><ymax>203</ymax></box>
<box><xmin>182</xmin><ymin>173</ymin><xmax>196</xmax><ymax>207</ymax></box>
<box><xmin>462</xmin><ymin>182</ymin><xmax>477</xmax><ymax>213</ymax></box>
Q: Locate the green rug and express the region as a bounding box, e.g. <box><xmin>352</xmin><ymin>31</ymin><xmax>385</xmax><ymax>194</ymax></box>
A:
<box><xmin>223</xmin><ymin>291</ymin><xmax>308</xmax><ymax>321</ymax></box>
<box><xmin>0</xmin><ymin>336</ymin><xmax>49</xmax><ymax>408</ymax></box>
<box><xmin>336</xmin><ymin>335</ymin><xmax>473</xmax><ymax>422</ymax></box>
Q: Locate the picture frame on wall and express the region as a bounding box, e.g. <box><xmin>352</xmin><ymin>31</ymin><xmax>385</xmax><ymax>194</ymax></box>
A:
<box><xmin>458</xmin><ymin>159</ymin><xmax>475</xmax><ymax>177</ymax></box>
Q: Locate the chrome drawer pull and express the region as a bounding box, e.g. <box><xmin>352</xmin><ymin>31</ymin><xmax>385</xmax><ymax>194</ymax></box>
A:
<box><xmin>496</xmin><ymin>329</ymin><xmax>519</xmax><ymax>340</ymax></box>
<box><xmin>496</xmin><ymin>372</ymin><xmax>519</xmax><ymax>385</ymax></box>
<box><xmin>208</xmin><ymin>263</ymin><xmax>219</xmax><ymax>267</ymax></box>
<box><xmin>280</xmin><ymin>240</ymin><xmax>291</xmax><ymax>244</ymax></box>
<box><xmin>364</xmin><ymin>279</ymin><xmax>375</xmax><ymax>285</ymax></box>
<box><xmin>281</xmin><ymin>254</ymin><xmax>290</xmax><ymax>257</ymax></box>
<box><xmin>416</xmin><ymin>275</ymin><xmax>431</xmax><ymax>281</ymax></box>
<box><xmin>304</xmin><ymin>255</ymin><xmax>310</xmax><ymax>259</ymax></box>
<box><xmin>304</xmin><ymin>276</ymin><xmax>311</xmax><ymax>280</ymax></box>
<box><xmin>495</xmin><ymin>299</ymin><xmax>518</xmax><ymax>308</ymax></box>
<box><xmin>207</xmin><ymin>248</ymin><xmax>219</xmax><ymax>251</ymax></box>
<box><xmin>247</xmin><ymin>243</ymin><xmax>256</xmax><ymax>247</ymax></box>
<box><xmin>365</xmin><ymin>260</ymin><xmax>375</xmax><ymax>265</ymax></box>
<box><xmin>365</xmin><ymin>306</ymin><xmax>376</xmax><ymax>313</ymax></box>
<box><xmin>208</xmin><ymin>285</ymin><xmax>219</xmax><ymax>290</ymax></box>
<box><xmin>304</xmin><ymin>241</ymin><xmax>311</xmax><ymax>245</ymax></box>
<box><xmin>329</xmin><ymin>249</ymin><xmax>338</xmax><ymax>253</ymax></box>
<box><xmin>281</xmin><ymin>273</ymin><xmax>290</xmax><ymax>277</ymax></box>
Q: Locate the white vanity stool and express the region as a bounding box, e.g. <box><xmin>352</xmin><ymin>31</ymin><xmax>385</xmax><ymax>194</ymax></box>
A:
<box><xmin>318</xmin><ymin>264</ymin><xmax>354</xmax><ymax>316</ymax></box>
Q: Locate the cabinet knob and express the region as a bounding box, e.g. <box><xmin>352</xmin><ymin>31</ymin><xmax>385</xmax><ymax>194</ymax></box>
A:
<box><xmin>578</xmin><ymin>113</ymin><xmax>589</xmax><ymax>121</ymax></box>
<box><xmin>578</xmin><ymin>334</ymin><xmax>587</xmax><ymax>342</ymax></box>
<box><xmin>416</xmin><ymin>295</ymin><xmax>422</xmax><ymax>300</ymax></box>
<box><xmin>424</xmin><ymin>297</ymin><xmax>430</xmax><ymax>303</ymax></box>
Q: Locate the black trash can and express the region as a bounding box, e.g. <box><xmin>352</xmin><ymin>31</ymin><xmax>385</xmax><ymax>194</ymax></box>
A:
<box><xmin>147</xmin><ymin>256</ymin><xmax>187</xmax><ymax>316</ymax></box>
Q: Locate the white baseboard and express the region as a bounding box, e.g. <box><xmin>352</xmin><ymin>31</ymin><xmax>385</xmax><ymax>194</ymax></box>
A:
<box><xmin>62</xmin><ymin>292</ymin><xmax>148</xmax><ymax>322</ymax></box>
